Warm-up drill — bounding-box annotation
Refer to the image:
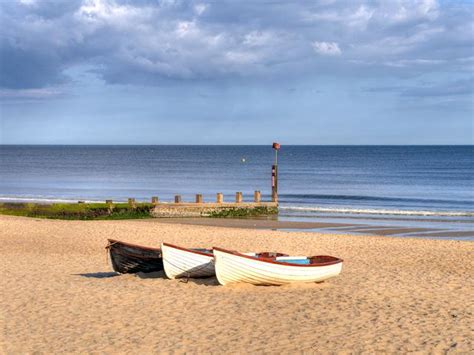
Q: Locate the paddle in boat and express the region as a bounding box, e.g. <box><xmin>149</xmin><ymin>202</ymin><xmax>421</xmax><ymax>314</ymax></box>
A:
<box><xmin>106</xmin><ymin>239</ymin><xmax>163</xmax><ymax>274</ymax></box>
<box><xmin>213</xmin><ymin>247</ymin><xmax>343</xmax><ymax>286</ymax></box>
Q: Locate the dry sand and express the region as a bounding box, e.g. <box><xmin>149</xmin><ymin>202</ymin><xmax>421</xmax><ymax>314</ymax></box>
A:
<box><xmin>1</xmin><ymin>215</ymin><xmax>473</xmax><ymax>354</ymax></box>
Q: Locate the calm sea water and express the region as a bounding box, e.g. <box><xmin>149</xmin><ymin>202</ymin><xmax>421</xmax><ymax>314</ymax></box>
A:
<box><xmin>1</xmin><ymin>145</ymin><xmax>473</xmax><ymax>236</ymax></box>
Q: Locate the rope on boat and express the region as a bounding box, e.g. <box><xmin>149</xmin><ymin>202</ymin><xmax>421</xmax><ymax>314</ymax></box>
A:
<box><xmin>105</xmin><ymin>241</ymin><xmax>119</xmax><ymax>265</ymax></box>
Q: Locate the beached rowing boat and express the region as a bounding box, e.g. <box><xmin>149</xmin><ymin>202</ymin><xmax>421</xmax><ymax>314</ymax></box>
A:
<box><xmin>162</xmin><ymin>242</ymin><xmax>214</xmax><ymax>279</ymax></box>
<box><xmin>162</xmin><ymin>243</ymin><xmax>290</xmax><ymax>279</ymax></box>
<box><xmin>106</xmin><ymin>239</ymin><xmax>163</xmax><ymax>274</ymax></box>
<box><xmin>213</xmin><ymin>247</ymin><xmax>343</xmax><ymax>286</ymax></box>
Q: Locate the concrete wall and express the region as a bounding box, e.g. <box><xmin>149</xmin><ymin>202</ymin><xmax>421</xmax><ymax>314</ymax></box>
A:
<box><xmin>151</xmin><ymin>202</ymin><xmax>278</xmax><ymax>218</ymax></box>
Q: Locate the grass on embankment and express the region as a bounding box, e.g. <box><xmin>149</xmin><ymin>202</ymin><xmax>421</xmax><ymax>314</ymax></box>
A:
<box><xmin>0</xmin><ymin>202</ymin><xmax>154</xmax><ymax>220</ymax></box>
<box><xmin>0</xmin><ymin>202</ymin><xmax>279</xmax><ymax>220</ymax></box>
<box><xmin>207</xmin><ymin>206</ymin><xmax>279</xmax><ymax>218</ymax></box>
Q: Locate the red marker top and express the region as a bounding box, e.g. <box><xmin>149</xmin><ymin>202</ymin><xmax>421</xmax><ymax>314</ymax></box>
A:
<box><xmin>272</xmin><ymin>142</ymin><xmax>281</xmax><ymax>150</ymax></box>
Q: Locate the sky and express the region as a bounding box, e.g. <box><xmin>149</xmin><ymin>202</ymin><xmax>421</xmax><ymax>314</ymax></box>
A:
<box><xmin>0</xmin><ymin>0</ymin><xmax>473</xmax><ymax>145</ymax></box>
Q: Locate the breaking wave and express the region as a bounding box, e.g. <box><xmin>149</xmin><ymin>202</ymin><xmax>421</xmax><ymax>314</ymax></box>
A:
<box><xmin>279</xmin><ymin>205</ymin><xmax>474</xmax><ymax>217</ymax></box>
<box><xmin>0</xmin><ymin>197</ymin><xmax>102</xmax><ymax>204</ymax></box>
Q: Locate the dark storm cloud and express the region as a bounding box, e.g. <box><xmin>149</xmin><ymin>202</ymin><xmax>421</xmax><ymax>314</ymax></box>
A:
<box><xmin>0</xmin><ymin>0</ymin><xmax>473</xmax><ymax>92</ymax></box>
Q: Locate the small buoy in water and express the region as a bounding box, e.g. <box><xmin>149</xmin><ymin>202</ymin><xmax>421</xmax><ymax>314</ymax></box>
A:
<box><xmin>241</xmin><ymin>158</ymin><xmax>246</xmax><ymax>163</ymax></box>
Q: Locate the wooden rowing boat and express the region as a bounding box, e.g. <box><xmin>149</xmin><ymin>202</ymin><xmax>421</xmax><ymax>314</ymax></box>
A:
<box><xmin>106</xmin><ymin>239</ymin><xmax>163</xmax><ymax>274</ymax></box>
<box><xmin>162</xmin><ymin>243</ymin><xmax>289</xmax><ymax>279</ymax></box>
<box><xmin>161</xmin><ymin>242</ymin><xmax>214</xmax><ymax>279</ymax></box>
<box><xmin>213</xmin><ymin>247</ymin><xmax>343</xmax><ymax>286</ymax></box>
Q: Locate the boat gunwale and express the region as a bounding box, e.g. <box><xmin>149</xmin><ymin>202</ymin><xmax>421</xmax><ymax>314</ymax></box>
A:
<box><xmin>107</xmin><ymin>239</ymin><xmax>162</xmax><ymax>253</ymax></box>
<box><xmin>162</xmin><ymin>242</ymin><xmax>213</xmax><ymax>257</ymax></box>
<box><xmin>213</xmin><ymin>247</ymin><xmax>343</xmax><ymax>267</ymax></box>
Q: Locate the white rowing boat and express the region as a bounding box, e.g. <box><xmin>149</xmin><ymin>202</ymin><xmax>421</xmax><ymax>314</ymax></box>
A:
<box><xmin>213</xmin><ymin>247</ymin><xmax>343</xmax><ymax>286</ymax></box>
<box><xmin>161</xmin><ymin>242</ymin><xmax>215</xmax><ymax>279</ymax></box>
<box><xmin>162</xmin><ymin>243</ymin><xmax>289</xmax><ymax>280</ymax></box>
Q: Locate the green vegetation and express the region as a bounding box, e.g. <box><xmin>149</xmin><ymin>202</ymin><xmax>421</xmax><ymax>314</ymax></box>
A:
<box><xmin>0</xmin><ymin>202</ymin><xmax>155</xmax><ymax>220</ymax></box>
<box><xmin>207</xmin><ymin>206</ymin><xmax>278</xmax><ymax>218</ymax></box>
<box><xmin>0</xmin><ymin>202</ymin><xmax>279</xmax><ymax>220</ymax></box>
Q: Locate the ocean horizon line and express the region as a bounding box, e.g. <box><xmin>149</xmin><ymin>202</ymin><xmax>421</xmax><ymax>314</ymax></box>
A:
<box><xmin>1</xmin><ymin>144</ymin><xmax>473</xmax><ymax>147</ymax></box>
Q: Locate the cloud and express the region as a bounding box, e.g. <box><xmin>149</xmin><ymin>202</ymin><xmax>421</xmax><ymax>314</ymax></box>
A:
<box><xmin>0</xmin><ymin>87</ymin><xmax>64</xmax><ymax>99</ymax></box>
<box><xmin>18</xmin><ymin>0</ymin><xmax>38</xmax><ymax>6</ymax></box>
<box><xmin>401</xmin><ymin>78</ymin><xmax>474</xmax><ymax>98</ymax></box>
<box><xmin>194</xmin><ymin>3</ymin><xmax>207</xmax><ymax>16</ymax></box>
<box><xmin>312</xmin><ymin>41</ymin><xmax>342</xmax><ymax>56</ymax></box>
<box><xmin>0</xmin><ymin>0</ymin><xmax>472</xmax><ymax>91</ymax></box>
<box><xmin>303</xmin><ymin>0</ymin><xmax>439</xmax><ymax>26</ymax></box>
<box><xmin>364</xmin><ymin>78</ymin><xmax>474</xmax><ymax>98</ymax></box>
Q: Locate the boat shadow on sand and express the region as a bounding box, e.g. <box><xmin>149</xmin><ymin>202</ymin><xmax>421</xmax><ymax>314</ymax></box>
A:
<box><xmin>74</xmin><ymin>271</ymin><xmax>219</xmax><ymax>285</ymax></box>
<box><xmin>74</xmin><ymin>272</ymin><xmax>120</xmax><ymax>278</ymax></box>
<box><xmin>136</xmin><ymin>271</ymin><xmax>220</xmax><ymax>286</ymax></box>
<box><xmin>75</xmin><ymin>270</ymin><xmax>167</xmax><ymax>280</ymax></box>
<box><xmin>74</xmin><ymin>272</ymin><xmax>326</xmax><ymax>288</ymax></box>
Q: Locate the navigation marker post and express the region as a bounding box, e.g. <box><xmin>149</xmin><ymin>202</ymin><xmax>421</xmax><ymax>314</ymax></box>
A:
<box><xmin>272</xmin><ymin>142</ymin><xmax>281</xmax><ymax>203</ymax></box>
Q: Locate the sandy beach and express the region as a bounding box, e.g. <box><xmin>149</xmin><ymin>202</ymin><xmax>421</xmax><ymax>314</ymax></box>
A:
<box><xmin>1</xmin><ymin>214</ymin><xmax>473</xmax><ymax>353</ymax></box>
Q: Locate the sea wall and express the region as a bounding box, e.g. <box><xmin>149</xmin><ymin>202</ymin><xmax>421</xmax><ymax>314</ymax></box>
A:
<box><xmin>151</xmin><ymin>202</ymin><xmax>278</xmax><ymax>218</ymax></box>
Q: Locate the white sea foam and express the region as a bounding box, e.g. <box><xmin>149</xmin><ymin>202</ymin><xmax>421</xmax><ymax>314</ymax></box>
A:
<box><xmin>280</xmin><ymin>206</ymin><xmax>474</xmax><ymax>217</ymax></box>
<box><xmin>0</xmin><ymin>197</ymin><xmax>102</xmax><ymax>204</ymax></box>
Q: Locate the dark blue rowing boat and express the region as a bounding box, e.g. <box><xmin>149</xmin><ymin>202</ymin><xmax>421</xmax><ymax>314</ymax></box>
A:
<box><xmin>106</xmin><ymin>239</ymin><xmax>163</xmax><ymax>274</ymax></box>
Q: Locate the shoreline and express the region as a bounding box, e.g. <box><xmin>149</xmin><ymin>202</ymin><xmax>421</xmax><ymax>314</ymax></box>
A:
<box><xmin>1</xmin><ymin>214</ymin><xmax>473</xmax><ymax>353</ymax></box>
<box><xmin>148</xmin><ymin>217</ymin><xmax>474</xmax><ymax>240</ymax></box>
<box><xmin>1</xmin><ymin>199</ymin><xmax>472</xmax><ymax>240</ymax></box>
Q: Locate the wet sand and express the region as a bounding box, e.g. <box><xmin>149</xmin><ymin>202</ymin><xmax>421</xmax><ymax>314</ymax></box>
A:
<box><xmin>149</xmin><ymin>217</ymin><xmax>352</xmax><ymax>230</ymax></box>
<box><xmin>1</xmin><ymin>215</ymin><xmax>473</xmax><ymax>353</ymax></box>
<box><xmin>151</xmin><ymin>217</ymin><xmax>473</xmax><ymax>239</ymax></box>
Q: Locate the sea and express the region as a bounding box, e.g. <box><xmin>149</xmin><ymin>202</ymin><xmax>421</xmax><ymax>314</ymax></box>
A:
<box><xmin>1</xmin><ymin>145</ymin><xmax>473</xmax><ymax>239</ymax></box>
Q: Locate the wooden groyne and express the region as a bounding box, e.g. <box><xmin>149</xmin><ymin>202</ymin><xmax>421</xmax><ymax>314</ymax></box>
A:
<box><xmin>0</xmin><ymin>191</ymin><xmax>278</xmax><ymax>220</ymax></box>
<box><xmin>123</xmin><ymin>191</ymin><xmax>278</xmax><ymax>218</ymax></box>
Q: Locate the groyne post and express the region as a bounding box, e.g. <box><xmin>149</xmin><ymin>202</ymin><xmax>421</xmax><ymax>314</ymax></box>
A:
<box><xmin>254</xmin><ymin>191</ymin><xmax>261</xmax><ymax>203</ymax></box>
<box><xmin>216</xmin><ymin>193</ymin><xmax>223</xmax><ymax>203</ymax></box>
<box><xmin>196</xmin><ymin>194</ymin><xmax>203</xmax><ymax>203</ymax></box>
<box><xmin>236</xmin><ymin>192</ymin><xmax>243</xmax><ymax>203</ymax></box>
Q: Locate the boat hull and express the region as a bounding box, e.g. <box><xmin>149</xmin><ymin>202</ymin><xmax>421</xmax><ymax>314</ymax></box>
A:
<box><xmin>106</xmin><ymin>239</ymin><xmax>163</xmax><ymax>274</ymax></box>
<box><xmin>214</xmin><ymin>248</ymin><xmax>343</xmax><ymax>286</ymax></box>
<box><xmin>162</xmin><ymin>243</ymin><xmax>214</xmax><ymax>279</ymax></box>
